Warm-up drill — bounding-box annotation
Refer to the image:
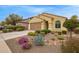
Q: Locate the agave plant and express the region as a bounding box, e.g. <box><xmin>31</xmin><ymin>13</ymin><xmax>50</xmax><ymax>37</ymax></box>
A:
<box><xmin>34</xmin><ymin>34</ymin><xmax>44</xmax><ymax>46</ymax></box>
<box><xmin>18</xmin><ymin>36</ymin><xmax>32</xmax><ymax>49</ymax></box>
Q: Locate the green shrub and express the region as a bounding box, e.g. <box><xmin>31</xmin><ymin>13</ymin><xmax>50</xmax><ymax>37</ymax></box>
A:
<box><xmin>57</xmin><ymin>35</ymin><xmax>64</xmax><ymax>40</ymax></box>
<box><xmin>16</xmin><ymin>28</ymin><xmax>25</xmax><ymax>31</ymax></box>
<box><xmin>58</xmin><ymin>32</ymin><xmax>62</xmax><ymax>35</ymax></box>
<box><xmin>15</xmin><ymin>25</ymin><xmax>25</xmax><ymax>31</ymax></box>
<box><xmin>15</xmin><ymin>25</ymin><xmax>25</xmax><ymax>29</ymax></box>
<box><xmin>5</xmin><ymin>25</ymin><xmax>15</xmax><ymax>30</ymax></box>
<box><xmin>74</xmin><ymin>27</ymin><xmax>79</xmax><ymax>34</ymax></box>
<box><xmin>51</xmin><ymin>38</ymin><xmax>55</xmax><ymax>41</ymax></box>
<box><xmin>34</xmin><ymin>34</ymin><xmax>44</xmax><ymax>46</ymax></box>
<box><xmin>41</xmin><ymin>29</ymin><xmax>51</xmax><ymax>34</ymax></box>
<box><xmin>8</xmin><ymin>29</ymin><xmax>13</xmax><ymax>32</ymax></box>
<box><xmin>62</xmin><ymin>30</ymin><xmax>67</xmax><ymax>34</ymax></box>
<box><xmin>3</xmin><ymin>25</ymin><xmax>25</xmax><ymax>32</ymax></box>
<box><xmin>35</xmin><ymin>30</ymin><xmax>40</xmax><ymax>34</ymax></box>
<box><xmin>2</xmin><ymin>29</ymin><xmax>8</xmax><ymax>33</ymax></box>
<box><xmin>2</xmin><ymin>29</ymin><xmax>13</xmax><ymax>33</ymax></box>
<box><xmin>40</xmin><ymin>32</ymin><xmax>46</xmax><ymax>36</ymax></box>
<box><xmin>28</xmin><ymin>32</ymin><xmax>36</xmax><ymax>36</ymax></box>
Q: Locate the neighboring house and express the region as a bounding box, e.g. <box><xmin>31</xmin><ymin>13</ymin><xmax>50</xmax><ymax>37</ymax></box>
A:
<box><xmin>28</xmin><ymin>13</ymin><xmax>67</xmax><ymax>32</ymax></box>
<box><xmin>0</xmin><ymin>26</ymin><xmax>4</xmax><ymax>30</ymax></box>
<box><xmin>16</xmin><ymin>20</ymin><xmax>29</xmax><ymax>30</ymax></box>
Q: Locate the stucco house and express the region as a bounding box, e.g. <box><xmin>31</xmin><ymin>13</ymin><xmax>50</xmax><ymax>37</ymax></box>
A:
<box><xmin>16</xmin><ymin>20</ymin><xmax>29</xmax><ymax>30</ymax></box>
<box><xmin>28</xmin><ymin>13</ymin><xmax>67</xmax><ymax>32</ymax></box>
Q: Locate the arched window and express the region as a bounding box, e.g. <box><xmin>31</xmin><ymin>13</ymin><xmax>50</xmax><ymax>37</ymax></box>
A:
<box><xmin>55</xmin><ymin>21</ymin><xmax>61</xmax><ymax>28</ymax></box>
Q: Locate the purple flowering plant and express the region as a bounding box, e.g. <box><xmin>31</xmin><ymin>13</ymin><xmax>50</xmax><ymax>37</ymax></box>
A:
<box><xmin>18</xmin><ymin>36</ymin><xmax>32</xmax><ymax>49</ymax></box>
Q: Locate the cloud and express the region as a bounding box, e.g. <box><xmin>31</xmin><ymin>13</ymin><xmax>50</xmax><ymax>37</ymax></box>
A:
<box><xmin>18</xmin><ymin>5</ymin><xmax>55</xmax><ymax>14</ymax></box>
<box><xmin>1</xmin><ymin>5</ymin><xmax>79</xmax><ymax>20</ymax></box>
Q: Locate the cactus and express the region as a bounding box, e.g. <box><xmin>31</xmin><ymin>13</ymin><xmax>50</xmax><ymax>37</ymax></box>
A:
<box><xmin>34</xmin><ymin>34</ymin><xmax>44</xmax><ymax>46</ymax></box>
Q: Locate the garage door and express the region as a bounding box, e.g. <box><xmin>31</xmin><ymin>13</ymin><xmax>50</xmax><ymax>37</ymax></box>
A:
<box><xmin>30</xmin><ymin>22</ymin><xmax>41</xmax><ymax>30</ymax></box>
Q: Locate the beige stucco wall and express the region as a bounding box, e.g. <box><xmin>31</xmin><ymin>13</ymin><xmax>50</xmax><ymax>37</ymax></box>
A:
<box><xmin>28</xmin><ymin>13</ymin><xmax>67</xmax><ymax>32</ymax></box>
<box><xmin>39</xmin><ymin>14</ymin><xmax>67</xmax><ymax>32</ymax></box>
<box><xmin>38</xmin><ymin>15</ymin><xmax>52</xmax><ymax>21</ymax></box>
<box><xmin>50</xmin><ymin>16</ymin><xmax>67</xmax><ymax>32</ymax></box>
<box><xmin>29</xmin><ymin>17</ymin><xmax>43</xmax><ymax>23</ymax></box>
<box><xmin>38</xmin><ymin>15</ymin><xmax>53</xmax><ymax>30</ymax></box>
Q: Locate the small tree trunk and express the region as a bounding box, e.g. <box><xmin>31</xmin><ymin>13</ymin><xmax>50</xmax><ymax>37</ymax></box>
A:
<box><xmin>67</xmin><ymin>31</ymin><xmax>69</xmax><ymax>40</ymax></box>
<box><xmin>70</xmin><ymin>31</ymin><xmax>72</xmax><ymax>40</ymax></box>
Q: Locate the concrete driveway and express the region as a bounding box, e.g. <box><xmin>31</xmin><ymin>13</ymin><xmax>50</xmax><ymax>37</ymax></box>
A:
<box><xmin>1</xmin><ymin>30</ymin><xmax>34</xmax><ymax>40</ymax></box>
<box><xmin>0</xmin><ymin>30</ymin><xmax>34</xmax><ymax>53</ymax></box>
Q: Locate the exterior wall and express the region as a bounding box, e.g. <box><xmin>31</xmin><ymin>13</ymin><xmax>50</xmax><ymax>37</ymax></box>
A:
<box><xmin>28</xmin><ymin>13</ymin><xmax>67</xmax><ymax>32</ymax></box>
<box><xmin>16</xmin><ymin>22</ymin><xmax>29</xmax><ymax>30</ymax></box>
<box><xmin>38</xmin><ymin>15</ymin><xmax>52</xmax><ymax>21</ymax></box>
<box><xmin>39</xmin><ymin>13</ymin><xmax>67</xmax><ymax>32</ymax></box>
<box><xmin>41</xmin><ymin>21</ymin><xmax>46</xmax><ymax>30</ymax></box>
<box><xmin>38</xmin><ymin>15</ymin><xmax>53</xmax><ymax>30</ymax></box>
<box><xmin>29</xmin><ymin>17</ymin><xmax>43</xmax><ymax>23</ymax></box>
<box><xmin>30</xmin><ymin>22</ymin><xmax>41</xmax><ymax>30</ymax></box>
<box><xmin>51</xmin><ymin>17</ymin><xmax>67</xmax><ymax>32</ymax></box>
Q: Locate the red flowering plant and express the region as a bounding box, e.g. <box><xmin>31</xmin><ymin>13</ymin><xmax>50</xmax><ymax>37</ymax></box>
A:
<box><xmin>18</xmin><ymin>36</ymin><xmax>32</xmax><ymax>49</ymax></box>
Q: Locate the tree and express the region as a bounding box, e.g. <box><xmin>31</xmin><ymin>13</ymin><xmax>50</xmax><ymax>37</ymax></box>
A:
<box><xmin>63</xmin><ymin>15</ymin><xmax>78</xmax><ymax>39</ymax></box>
<box><xmin>61</xmin><ymin>38</ymin><xmax>79</xmax><ymax>53</ymax></box>
<box><xmin>5</xmin><ymin>14</ymin><xmax>23</xmax><ymax>25</ymax></box>
<box><xmin>71</xmin><ymin>15</ymin><xmax>78</xmax><ymax>21</ymax></box>
<box><xmin>0</xmin><ymin>21</ymin><xmax>6</xmax><ymax>26</ymax></box>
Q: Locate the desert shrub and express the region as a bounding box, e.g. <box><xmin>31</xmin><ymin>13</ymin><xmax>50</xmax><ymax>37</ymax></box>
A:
<box><xmin>28</xmin><ymin>32</ymin><xmax>36</xmax><ymax>36</ymax></box>
<box><xmin>51</xmin><ymin>31</ymin><xmax>54</xmax><ymax>34</ymax></box>
<box><xmin>18</xmin><ymin>36</ymin><xmax>32</xmax><ymax>49</ymax></box>
<box><xmin>51</xmin><ymin>38</ymin><xmax>55</xmax><ymax>41</ymax></box>
<box><xmin>40</xmin><ymin>29</ymin><xmax>51</xmax><ymax>34</ymax></box>
<box><xmin>2</xmin><ymin>29</ymin><xmax>13</xmax><ymax>33</ymax></box>
<box><xmin>15</xmin><ymin>25</ymin><xmax>24</xmax><ymax>28</ymax></box>
<box><xmin>15</xmin><ymin>25</ymin><xmax>25</xmax><ymax>31</ymax></box>
<box><xmin>35</xmin><ymin>30</ymin><xmax>40</xmax><ymax>34</ymax></box>
<box><xmin>34</xmin><ymin>34</ymin><xmax>44</xmax><ymax>46</ymax></box>
<box><xmin>40</xmin><ymin>32</ymin><xmax>46</xmax><ymax>36</ymax></box>
<box><xmin>61</xmin><ymin>38</ymin><xmax>79</xmax><ymax>53</ymax></box>
<box><xmin>62</xmin><ymin>30</ymin><xmax>67</xmax><ymax>34</ymax></box>
<box><xmin>5</xmin><ymin>25</ymin><xmax>15</xmax><ymax>30</ymax></box>
<box><xmin>58</xmin><ymin>32</ymin><xmax>62</xmax><ymax>35</ymax></box>
<box><xmin>21</xmin><ymin>43</ymin><xmax>32</xmax><ymax>49</ymax></box>
<box><xmin>74</xmin><ymin>27</ymin><xmax>79</xmax><ymax>34</ymax></box>
<box><xmin>35</xmin><ymin>30</ymin><xmax>46</xmax><ymax>36</ymax></box>
<box><xmin>8</xmin><ymin>29</ymin><xmax>13</xmax><ymax>32</ymax></box>
<box><xmin>2</xmin><ymin>29</ymin><xmax>8</xmax><ymax>33</ymax></box>
<box><xmin>57</xmin><ymin>35</ymin><xmax>64</xmax><ymax>40</ymax></box>
<box><xmin>54</xmin><ymin>33</ymin><xmax>58</xmax><ymax>36</ymax></box>
<box><xmin>16</xmin><ymin>28</ymin><xmax>25</xmax><ymax>31</ymax></box>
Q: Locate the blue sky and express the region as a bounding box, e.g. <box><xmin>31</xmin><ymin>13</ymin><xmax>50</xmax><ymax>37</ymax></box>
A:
<box><xmin>0</xmin><ymin>5</ymin><xmax>79</xmax><ymax>21</ymax></box>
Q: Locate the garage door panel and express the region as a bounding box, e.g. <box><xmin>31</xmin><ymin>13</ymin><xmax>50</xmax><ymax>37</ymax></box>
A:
<box><xmin>30</xmin><ymin>22</ymin><xmax>41</xmax><ymax>30</ymax></box>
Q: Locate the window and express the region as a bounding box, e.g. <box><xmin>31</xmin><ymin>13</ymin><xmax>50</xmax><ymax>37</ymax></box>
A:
<box><xmin>55</xmin><ymin>21</ymin><xmax>61</xmax><ymax>28</ymax></box>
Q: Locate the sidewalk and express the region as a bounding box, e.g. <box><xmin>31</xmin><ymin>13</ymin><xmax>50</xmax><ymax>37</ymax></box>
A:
<box><xmin>0</xmin><ymin>36</ymin><xmax>11</xmax><ymax>53</ymax></box>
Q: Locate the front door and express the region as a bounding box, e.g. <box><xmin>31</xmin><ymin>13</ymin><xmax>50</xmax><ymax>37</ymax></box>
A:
<box><xmin>45</xmin><ymin>21</ymin><xmax>48</xmax><ymax>29</ymax></box>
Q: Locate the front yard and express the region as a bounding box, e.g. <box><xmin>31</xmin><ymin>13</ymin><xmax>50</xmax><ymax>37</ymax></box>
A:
<box><xmin>3</xmin><ymin>30</ymin><xmax>79</xmax><ymax>53</ymax></box>
<box><xmin>5</xmin><ymin>32</ymin><xmax>66</xmax><ymax>53</ymax></box>
<box><xmin>5</xmin><ymin>35</ymin><xmax>62</xmax><ymax>53</ymax></box>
